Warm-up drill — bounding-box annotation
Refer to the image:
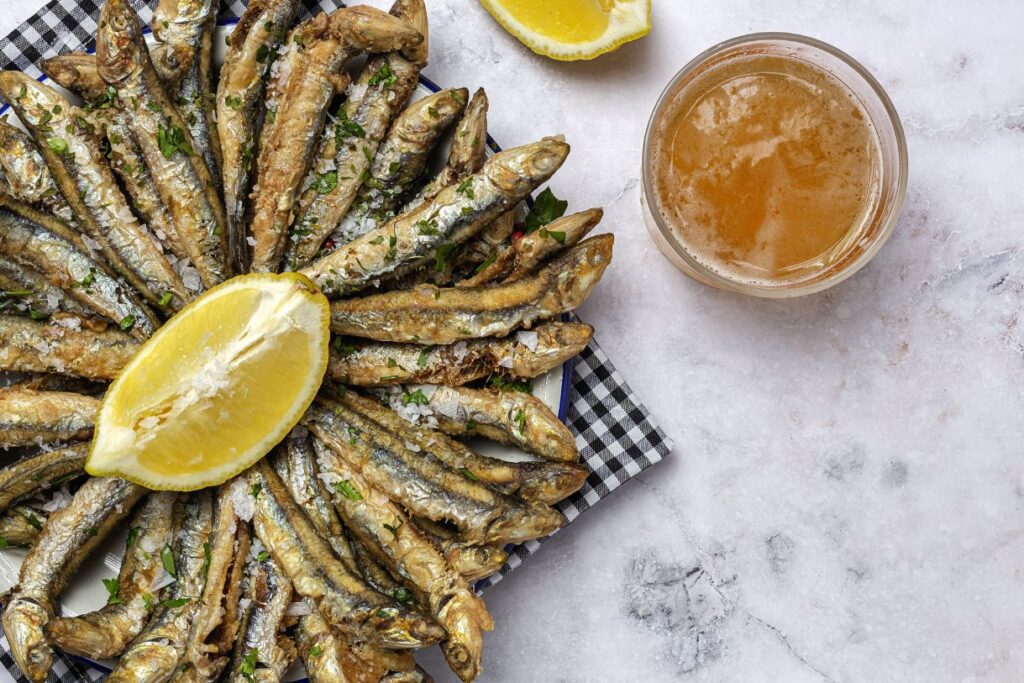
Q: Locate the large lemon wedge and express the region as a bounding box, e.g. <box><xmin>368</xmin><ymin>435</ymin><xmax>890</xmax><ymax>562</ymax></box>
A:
<box><xmin>87</xmin><ymin>273</ymin><xmax>330</xmax><ymax>490</ymax></box>
<box><xmin>479</xmin><ymin>0</ymin><xmax>651</xmax><ymax>61</ymax></box>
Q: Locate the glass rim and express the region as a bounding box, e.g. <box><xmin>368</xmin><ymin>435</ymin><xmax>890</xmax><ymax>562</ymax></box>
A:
<box><xmin>641</xmin><ymin>32</ymin><xmax>909</xmax><ymax>298</ymax></box>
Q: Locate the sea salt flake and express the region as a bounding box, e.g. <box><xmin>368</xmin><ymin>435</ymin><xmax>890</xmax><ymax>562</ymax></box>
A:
<box><xmin>516</xmin><ymin>331</ymin><xmax>538</xmax><ymax>351</ymax></box>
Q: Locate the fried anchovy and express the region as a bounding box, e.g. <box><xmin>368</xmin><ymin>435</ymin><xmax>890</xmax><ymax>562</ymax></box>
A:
<box><xmin>340</xmin><ymin>390</ymin><xmax>587</xmax><ymax>504</ymax></box>
<box><xmin>327</xmin><ymin>87</ymin><xmax>467</xmax><ymax>248</ymax></box>
<box><xmin>307</xmin><ymin>399</ymin><xmax>564</xmax><ymax>545</ymax></box>
<box><xmin>273</xmin><ymin>436</ymin><xmax>359</xmax><ymax>574</ymax></box>
<box><xmin>413</xmin><ymin>517</ymin><xmax>507</xmax><ymax>582</ymax></box>
<box><xmin>249</xmin><ymin>6</ymin><xmax>422</xmax><ymax>272</ymax></box>
<box><xmin>181</xmin><ymin>482</ymin><xmax>252</xmax><ymax>680</ymax></box>
<box><xmin>217</xmin><ymin>0</ymin><xmax>300</xmax><ymax>273</ymax></box>
<box><xmin>44</xmin><ymin>491</ymin><xmax>178</xmax><ymax>659</ymax></box>
<box><xmin>249</xmin><ymin>461</ymin><xmax>445</xmax><ymax>649</ymax></box>
<box><xmin>412</xmin><ymin>88</ymin><xmax>488</xmax><ymax>207</ymax></box>
<box><xmin>302</xmin><ymin>137</ymin><xmax>568</xmax><ymax>297</ymax></box>
<box><xmin>0</xmin><ymin>194</ymin><xmax>159</xmax><ymax>338</ymax></box>
<box><xmin>329</xmin><ymin>320</ymin><xmax>592</xmax><ymax>387</ymax></box>
<box><xmin>151</xmin><ymin>0</ymin><xmax>221</xmax><ymax>181</ymax></box>
<box><xmin>2</xmin><ymin>477</ymin><xmax>144</xmax><ymax>683</ymax></box>
<box><xmin>386</xmin><ymin>384</ymin><xmax>578</xmax><ymax>463</ymax></box>
<box><xmin>282</xmin><ymin>0</ymin><xmax>427</xmax><ymax>270</ymax></box>
<box><xmin>0</xmin><ymin>259</ymin><xmax>96</xmax><ymax>320</ymax></box>
<box><xmin>453</xmin><ymin>242</ymin><xmax>514</xmax><ymax>288</ymax></box>
<box><xmin>0</xmin><ymin>72</ymin><xmax>188</xmax><ymax>311</ymax></box>
<box><xmin>447</xmin><ymin>210</ymin><xmax>517</xmax><ymax>287</ymax></box>
<box><xmin>40</xmin><ymin>53</ymin><xmax>195</xmax><ymax>274</ymax></box>
<box><xmin>295</xmin><ymin>604</ymin><xmax>418</xmax><ymax>683</ymax></box>
<box><xmin>107</xmin><ymin>491</ymin><xmax>214</xmax><ymax>683</ymax></box>
<box><xmin>347</xmin><ymin>532</ymin><xmax>405</xmax><ymax>597</ymax></box>
<box><xmin>0</xmin><ymin>119</ymin><xmax>77</xmax><ymax>226</ymax></box>
<box><xmin>0</xmin><ymin>387</ymin><xmax>98</xmax><ymax>448</ymax></box>
<box><xmin>315</xmin><ymin>441</ymin><xmax>493</xmax><ymax>682</ymax></box>
<box><xmin>504</xmin><ymin>208</ymin><xmax>603</xmax><ymax>282</ymax></box>
<box><xmin>0</xmin><ymin>444</ymin><xmax>88</xmax><ymax>514</ymax></box>
<box><xmin>329</xmin><ymin>234</ymin><xmax>612</xmax><ymax>344</ymax></box>
<box><xmin>223</xmin><ymin>554</ymin><xmax>296</xmax><ymax>683</ymax></box>
<box><xmin>0</xmin><ymin>506</ymin><xmax>49</xmax><ymax>547</ymax></box>
<box><xmin>0</xmin><ymin>314</ymin><xmax>138</xmax><ymax>379</ymax></box>
<box><xmin>97</xmin><ymin>0</ymin><xmax>229</xmax><ymax>288</ymax></box>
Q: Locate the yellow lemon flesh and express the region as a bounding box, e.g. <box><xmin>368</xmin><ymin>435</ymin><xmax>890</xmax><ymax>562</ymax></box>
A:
<box><xmin>479</xmin><ymin>0</ymin><xmax>651</xmax><ymax>61</ymax></box>
<box><xmin>87</xmin><ymin>273</ymin><xmax>330</xmax><ymax>491</ymax></box>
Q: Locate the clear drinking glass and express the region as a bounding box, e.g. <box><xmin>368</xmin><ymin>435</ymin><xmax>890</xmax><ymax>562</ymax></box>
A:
<box><xmin>641</xmin><ymin>33</ymin><xmax>908</xmax><ymax>298</ymax></box>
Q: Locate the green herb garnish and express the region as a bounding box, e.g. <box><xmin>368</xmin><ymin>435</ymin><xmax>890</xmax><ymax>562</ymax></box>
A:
<box><xmin>332</xmin><ymin>480</ymin><xmax>363</xmax><ymax>501</ymax></box>
<box><xmin>523</xmin><ymin>187</ymin><xmax>567</xmax><ymax>233</ymax></box>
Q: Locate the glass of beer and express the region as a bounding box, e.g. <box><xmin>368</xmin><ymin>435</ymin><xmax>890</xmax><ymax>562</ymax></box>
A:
<box><xmin>642</xmin><ymin>33</ymin><xmax>907</xmax><ymax>297</ymax></box>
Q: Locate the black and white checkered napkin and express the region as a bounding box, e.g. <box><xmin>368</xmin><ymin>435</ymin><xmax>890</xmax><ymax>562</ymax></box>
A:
<box><xmin>0</xmin><ymin>1</ymin><xmax>673</xmax><ymax>679</ymax></box>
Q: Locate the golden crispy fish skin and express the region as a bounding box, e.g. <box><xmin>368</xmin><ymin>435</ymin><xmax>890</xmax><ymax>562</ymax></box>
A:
<box><xmin>222</xmin><ymin>554</ymin><xmax>296</xmax><ymax>683</ymax></box>
<box><xmin>411</xmin><ymin>517</ymin><xmax>507</xmax><ymax>582</ymax></box>
<box><xmin>0</xmin><ymin>506</ymin><xmax>49</xmax><ymax>547</ymax></box>
<box><xmin>0</xmin><ymin>314</ymin><xmax>138</xmax><ymax>380</ymax></box>
<box><xmin>0</xmin><ymin>387</ymin><xmax>99</xmax><ymax>448</ymax></box>
<box><xmin>453</xmin><ymin>242</ymin><xmax>515</xmax><ymax>288</ymax></box>
<box><xmin>0</xmin><ymin>259</ymin><xmax>96</xmax><ymax>321</ymax></box>
<box><xmin>388</xmin><ymin>384</ymin><xmax>579</xmax><ymax>463</ymax></box>
<box><xmin>39</xmin><ymin>52</ymin><xmax>106</xmax><ymax>98</ymax></box>
<box><xmin>321</xmin><ymin>87</ymin><xmax>466</xmax><ymax>252</ymax></box>
<box><xmin>0</xmin><ymin>72</ymin><xmax>189</xmax><ymax>312</ymax></box>
<box><xmin>107</xmin><ymin>491</ymin><xmax>214</xmax><ymax>683</ymax></box>
<box><xmin>314</xmin><ymin>439</ymin><xmax>494</xmax><ymax>682</ymax></box>
<box><xmin>283</xmin><ymin>0</ymin><xmax>427</xmax><ymax>269</ymax></box>
<box><xmin>181</xmin><ymin>481</ymin><xmax>252</xmax><ymax>680</ymax></box>
<box><xmin>328</xmin><ymin>320</ymin><xmax>592</xmax><ymax>388</ymax></box>
<box><xmin>150</xmin><ymin>0</ymin><xmax>221</xmax><ymax>183</ymax></box>
<box><xmin>249</xmin><ymin>6</ymin><xmax>423</xmax><ymax>272</ymax></box>
<box><xmin>217</xmin><ymin>0</ymin><xmax>301</xmax><ymax>274</ymax></box>
<box><xmin>339</xmin><ymin>390</ymin><xmax>588</xmax><ymax>505</ymax></box>
<box><xmin>96</xmin><ymin>0</ymin><xmax>229</xmax><ymax>288</ymax></box>
<box><xmin>0</xmin><ymin>445</ymin><xmax>87</xmax><ymax>515</ymax></box>
<box><xmin>0</xmin><ymin>195</ymin><xmax>159</xmax><ymax>338</ymax></box>
<box><xmin>249</xmin><ymin>461</ymin><xmax>445</xmax><ymax>649</ymax></box>
<box><xmin>505</xmin><ymin>208</ymin><xmax>603</xmax><ymax>282</ymax></box>
<box><xmin>307</xmin><ymin>399</ymin><xmax>564</xmax><ymax>545</ymax></box>
<box><xmin>2</xmin><ymin>477</ymin><xmax>145</xmax><ymax>683</ymax></box>
<box><xmin>412</xmin><ymin>88</ymin><xmax>489</xmax><ymax>208</ymax></box>
<box><xmin>0</xmin><ymin>119</ymin><xmax>78</xmax><ymax>227</ymax></box>
<box><xmin>302</xmin><ymin>137</ymin><xmax>568</xmax><ymax>297</ymax></box>
<box><xmin>43</xmin><ymin>491</ymin><xmax>178</xmax><ymax>659</ymax></box>
<box><xmin>329</xmin><ymin>234</ymin><xmax>612</xmax><ymax>344</ymax></box>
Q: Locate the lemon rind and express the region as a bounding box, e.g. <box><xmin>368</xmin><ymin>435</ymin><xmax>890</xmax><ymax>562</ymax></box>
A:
<box><xmin>479</xmin><ymin>0</ymin><xmax>651</xmax><ymax>61</ymax></box>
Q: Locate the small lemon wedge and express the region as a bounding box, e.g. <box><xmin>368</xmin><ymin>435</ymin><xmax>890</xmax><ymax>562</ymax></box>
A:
<box><xmin>479</xmin><ymin>0</ymin><xmax>651</xmax><ymax>61</ymax></box>
<box><xmin>87</xmin><ymin>273</ymin><xmax>330</xmax><ymax>491</ymax></box>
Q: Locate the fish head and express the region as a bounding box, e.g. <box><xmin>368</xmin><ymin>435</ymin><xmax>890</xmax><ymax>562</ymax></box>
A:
<box><xmin>484</xmin><ymin>137</ymin><xmax>570</xmax><ymax>196</ymax></box>
<box><xmin>2</xmin><ymin>598</ymin><xmax>54</xmax><ymax>683</ymax></box>
<box><xmin>96</xmin><ymin>0</ymin><xmax>147</xmax><ymax>86</ymax></box>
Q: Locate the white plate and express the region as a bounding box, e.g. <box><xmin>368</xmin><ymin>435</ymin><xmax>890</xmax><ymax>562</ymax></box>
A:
<box><xmin>0</xmin><ymin>18</ymin><xmax>572</xmax><ymax>680</ymax></box>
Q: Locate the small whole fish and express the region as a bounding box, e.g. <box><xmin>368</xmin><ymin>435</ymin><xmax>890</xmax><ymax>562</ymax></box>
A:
<box><xmin>327</xmin><ymin>87</ymin><xmax>468</xmax><ymax>248</ymax></box>
<box><xmin>223</xmin><ymin>554</ymin><xmax>296</xmax><ymax>683</ymax></box>
<box><xmin>412</xmin><ymin>517</ymin><xmax>507</xmax><ymax>582</ymax></box>
<box><xmin>307</xmin><ymin>399</ymin><xmax>564</xmax><ymax>545</ymax></box>
<box><xmin>96</xmin><ymin>0</ymin><xmax>229</xmax><ymax>288</ymax></box>
<box><xmin>383</xmin><ymin>384</ymin><xmax>579</xmax><ymax>463</ymax></box>
<box><xmin>314</xmin><ymin>439</ymin><xmax>494</xmax><ymax>682</ymax></box>
<box><xmin>181</xmin><ymin>482</ymin><xmax>252</xmax><ymax>680</ymax></box>
<box><xmin>2</xmin><ymin>476</ymin><xmax>145</xmax><ymax>683</ymax></box>
<box><xmin>448</xmin><ymin>210</ymin><xmax>517</xmax><ymax>287</ymax></box>
<box><xmin>0</xmin><ymin>444</ymin><xmax>88</xmax><ymax>514</ymax></box>
<box><xmin>328</xmin><ymin>234</ymin><xmax>613</xmax><ymax>344</ymax></box>
<box><xmin>248</xmin><ymin>461</ymin><xmax>445</xmax><ymax>649</ymax></box>
<box><xmin>347</xmin><ymin>532</ymin><xmax>407</xmax><ymax>597</ymax></box>
<box><xmin>0</xmin><ymin>72</ymin><xmax>189</xmax><ymax>312</ymax></box>
<box><xmin>39</xmin><ymin>52</ymin><xmax>107</xmax><ymax>98</ymax></box>
<box><xmin>301</xmin><ymin>137</ymin><xmax>569</xmax><ymax>297</ymax></box>
<box><xmin>0</xmin><ymin>259</ymin><xmax>96</xmax><ymax>320</ymax></box>
<box><xmin>340</xmin><ymin>390</ymin><xmax>588</xmax><ymax>505</ymax></box>
<box><xmin>249</xmin><ymin>6</ymin><xmax>423</xmax><ymax>272</ymax></box>
<box><xmin>0</xmin><ymin>119</ymin><xmax>78</xmax><ymax>227</ymax></box>
<box><xmin>0</xmin><ymin>194</ymin><xmax>159</xmax><ymax>338</ymax></box>
<box><xmin>503</xmin><ymin>208</ymin><xmax>603</xmax><ymax>282</ymax></box>
<box><xmin>43</xmin><ymin>491</ymin><xmax>179</xmax><ymax>659</ymax></box>
<box><xmin>107</xmin><ymin>491</ymin><xmax>214</xmax><ymax>683</ymax></box>
<box><xmin>409</xmin><ymin>88</ymin><xmax>488</xmax><ymax>209</ymax></box>
<box><xmin>150</xmin><ymin>0</ymin><xmax>222</xmax><ymax>183</ymax></box>
<box><xmin>452</xmin><ymin>242</ymin><xmax>514</xmax><ymax>288</ymax></box>
<box><xmin>295</xmin><ymin>606</ymin><xmax>418</xmax><ymax>683</ymax></box>
<box><xmin>0</xmin><ymin>387</ymin><xmax>99</xmax><ymax>448</ymax></box>
<box><xmin>0</xmin><ymin>314</ymin><xmax>138</xmax><ymax>380</ymax></box>
<box><xmin>0</xmin><ymin>506</ymin><xmax>49</xmax><ymax>547</ymax></box>
<box><xmin>217</xmin><ymin>0</ymin><xmax>301</xmax><ymax>273</ymax></box>
<box><xmin>328</xmin><ymin>321</ymin><xmax>593</xmax><ymax>387</ymax></box>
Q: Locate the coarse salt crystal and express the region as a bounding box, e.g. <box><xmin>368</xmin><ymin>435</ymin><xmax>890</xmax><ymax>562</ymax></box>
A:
<box><xmin>516</xmin><ymin>330</ymin><xmax>539</xmax><ymax>351</ymax></box>
<box><xmin>285</xmin><ymin>601</ymin><xmax>311</xmax><ymax>616</ymax></box>
<box><xmin>451</xmin><ymin>341</ymin><xmax>469</xmax><ymax>361</ymax></box>
<box><xmin>229</xmin><ymin>478</ymin><xmax>256</xmax><ymax>522</ymax></box>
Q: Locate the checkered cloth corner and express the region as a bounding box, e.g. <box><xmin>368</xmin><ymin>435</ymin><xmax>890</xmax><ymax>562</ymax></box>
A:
<box><xmin>476</xmin><ymin>336</ymin><xmax>672</xmax><ymax>591</ymax></box>
<box><xmin>0</xmin><ymin>0</ymin><xmax>672</xmax><ymax>677</ymax></box>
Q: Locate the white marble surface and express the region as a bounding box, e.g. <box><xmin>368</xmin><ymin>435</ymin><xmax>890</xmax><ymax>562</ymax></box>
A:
<box><xmin>3</xmin><ymin>0</ymin><xmax>1024</xmax><ymax>681</ymax></box>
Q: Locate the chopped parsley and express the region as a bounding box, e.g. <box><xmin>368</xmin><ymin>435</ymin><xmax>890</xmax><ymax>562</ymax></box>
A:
<box><xmin>539</xmin><ymin>228</ymin><xmax>566</xmax><ymax>244</ymax></box>
<box><xmin>308</xmin><ymin>645</ymin><xmax>322</xmax><ymax>657</ymax></box>
<box><xmin>416</xmin><ymin>347</ymin><xmax>433</xmax><ymax>367</ymax></box>
<box><xmin>157</xmin><ymin>122</ymin><xmax>194</xmax><ymax>158</ymax></box>
<box><xmin>488</xmin><ymin>375</ymin><xmax>533</xmax><ymax>393</ymax></box>
<box><xmin>158</xmin><ymin>291</ymin><xmax>174</xmax><ymax>307</ymax></box>
<box><xmin>160</xmin><ymin>597</ymin><xmax>190</xmax><ymax>609</ymax></box>
<box><xmin>334</xmin><ymin>110</ymin><xmax>365</xmax><ymax>141</ymax></box>
<box><xmin>332</xmin><ymin>480</ymin><xmax>362</xmax><ymax>501</ymax></box>
<box><xmin>459</xmin><ymin>467</ymin><xmax>479</xmax><ymax>482</ymax></box>
<box><xmin>118</xmin><ymin>315</ymin><xmax>136</xmax><ymax>332</ymax></box>
<box><xmin>257</xmin><ymin>550</ymin><xmax>270</xmax><ymax>562</ymax></box>
<box><xmin>523</xmin><ymin>187</ymin><xmax>567</xmax><ymax>233</ymax></box>
<box><xmin>45</xmin><ymin>136</ymin><xmax>69</xmax><ymax>156</ymax></box>
<box><xmin>161</xmin><ymin>544</ymin><xmax>176</xmax><ymax>578</ymax></box>
<box><xmin>250</xmin><ymin>483</ymin><xmax>262</xmax><ymax>499</ymax></box>
<box><xmin>401</xmin><ymin>389</ymin><xmax>429</xmax><ymax>406</ymax></box>
<box><xmin>514</xmin><ymin>409</ymin><xmax>526</xmax><ymax>433</ymax></box>
<box><xmin>433</xmin><ymin>242</ymin><xmax>457</xmax><ymax>272</ymax></box>
<box><xmin>392</xmin><ymin>587</ymin><xmax>413</xmax><ymax>603</ymax></box>
<box><xmin>102</xmin><ymin>577</ymin><xmax>122</xmax><ymax>605</ymax></box>
<box><xmin>313</xmin><ymin>171</ymin><xmax>338</xmax><ymax>194</ymax></box>
<box><xmin>224</xmin><ymin>95</ymin><xmax>243</xmax><ymax>110</ymax></box>
<box><xmin>142</xmin><ymin>593</ymin><xmax>154</xmax><ymax>610</ymax></box>
<box><xmin>383</xmin><ymin>518</ymin><xmax>403</xmax><ymax>538</ymax></box>
<box><xmin>125</xmin><ymin>526</ymin><xmax>141</xmax><ymax>548</ymax></box>
<box><xmin>367</xmin><ymin>63</ymin><xmax>397</xmax><ymax>88</ymax></box>
<box><xmin>201</xmin><ymin>541</ymin><xmax>211</xmax><ymax>578</ymax></box>
<box><xmin>456</xmin><ymin>178</ymin><xmax>475</xmax><ymax>199</ymax></box>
